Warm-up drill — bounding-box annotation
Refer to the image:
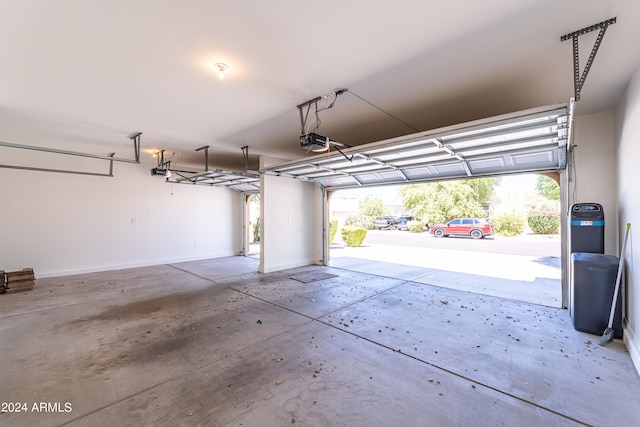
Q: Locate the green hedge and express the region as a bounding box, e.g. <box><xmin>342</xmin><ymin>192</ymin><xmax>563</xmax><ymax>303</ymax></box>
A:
<box><xmin>407</xmin><ymin>220</ymin><xmax>425</xmax><ymax>233</ymax></box>
<box><xmin>491</xmin><ymin>213</ymin><xmax>525</xmax><ymax>237</ymax></box>
<box><xmin>341</xmin><ymin>227</ymin><xmax>368</xmax><ymax>247</ymax></box>
<box><xmin>329</xmin><ymin>219</ymin><xmax>338</xmax><ymax>244</ymax></box>
<box><xmin>345</xmin><ymin>214</ymin><xmax>375</xmax><ymax>230</ymax></box>
<box><xmin>528</xmin><ymin>210</ymin><xmax>560</xmax><ymax>234</ymax></box>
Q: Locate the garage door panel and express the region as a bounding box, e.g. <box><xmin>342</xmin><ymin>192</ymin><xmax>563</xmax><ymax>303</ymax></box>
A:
<box><xmin>372</xmin><ymin>146</ymin><xmax>441</xmax><ymax>161</ymax></box>
<box><xmin>356</xmin><ymin>170</ymin><xmax>406</xmax><ymax>185</ymax></box>
<box><xmin>319</xmin><ymin>175</ymin><xmax>360</xmax><ymax>188</ymax></box>
<box><xmin>431</xmin><ymin>162</ymin><xmax>468</xmax><ymax>175</ymax></box>
<box><xmin>467</xmin><ymin>157</ymin><xmax>507</xmax><ymax>173</ymax></box>
<box><xmin>448</xmin><ymin>122</ymin><xmax>558</xmax><ymax>149</ymax></box>
<box><xmin>263</xmin><ymin>103</ymin><xmax>569</xmax><ymax>189</ymax></box>
<box><xmin>457</xmin><ymin>137</ymin><xmax>558</xmax><ymax>157</ymax></box>
<box><xmin>403</xmin><ymin>167</ymin><xmax>436</xmax><ymax>180</ymax></box>
<box><xmin>511</xmin><ymin>150</ymin><xmax>557</xmax><ymax>167</ymax></box>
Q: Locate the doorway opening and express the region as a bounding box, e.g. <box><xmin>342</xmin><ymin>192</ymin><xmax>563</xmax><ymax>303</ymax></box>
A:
<box><xmin>328</xmin><ymin>173</ymin><xmax>562</xmax><ymax>307</ymax></box>
<box><xmin>247</xmin><ymin>194</ymin><xmax>260</xmax><ymax>258</ymax></box>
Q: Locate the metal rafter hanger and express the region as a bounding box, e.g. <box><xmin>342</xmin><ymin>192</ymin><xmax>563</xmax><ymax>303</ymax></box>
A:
<box><xmin>165</xmin><ymin>146</ymin><xmax>209</xmax><ymax>183</ymax></box>
<box><xmin>150</xmin><ymin>148</ymin><xmax>177</xmax><ymax>177</ymax></box>
<box><xmin>561</xmin><ymin>17</ymin><xmax>616</xmax><ymax>101</ymax></box>
<box><xmin>196</xmin><ymin>145</ymin><xmax>209</xmax><ymax>171</ymax></box>
<box><xmin>242</xmin><ymin>145</ymin><xmax>260</xmax><ymax>176</ymax></box>
<box><xmin>0</xmin><ymin>132</ymin><xmax>142</xmax><ymax>177</ymax></box>
<box><xmin>297</xmin><ymin>89</ymin><xmax>353</xmax><ymax>162</ymax></box>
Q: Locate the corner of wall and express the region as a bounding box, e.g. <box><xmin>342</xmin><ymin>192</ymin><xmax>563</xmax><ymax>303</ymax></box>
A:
<box><xmin>260</xmin><ymin>170</ymin><xmax>322</xmax><ymax>274</ymax></box>
<box><xmin>624</xmin><ymin>323</ymin><xmax>640</xmax><ymax>375</ymax></box>
<box><xmin>616</xmin><ymin>59</ymin><xmax>640</xmax><ymax>377</ymax></box>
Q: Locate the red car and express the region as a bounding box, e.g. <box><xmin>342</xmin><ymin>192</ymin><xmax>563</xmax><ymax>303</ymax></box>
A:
<box><xmin>429</xmin><ymin>218</ymin><xmax>494</xmax><ymax>239</ymax></box>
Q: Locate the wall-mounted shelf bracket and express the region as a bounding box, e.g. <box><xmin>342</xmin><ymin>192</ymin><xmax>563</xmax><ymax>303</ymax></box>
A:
<box><xmin>561</xmin><ymin>17</ymin><xmax>616</xmax><ymax>101</ymax></box>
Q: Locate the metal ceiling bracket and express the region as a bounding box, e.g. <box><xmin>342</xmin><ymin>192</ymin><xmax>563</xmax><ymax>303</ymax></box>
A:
<box><xmin>127</xmin><ymin>132</ymin><xmax>142</xmax><ymax>163</ymax></box>
<box><xmin>155</xmin><ymin>149</ymin><xmax>172</xmax><ymax>169</ymax></box>
<box><xmin>241</xmin><ymin>146</ymin><xmax>250</xmax><ymax>170</ymax></box>
<box><xmin>108</xmin><ymin>153</ymin><xmax>115</xmax><ymax>176</ymax></box>
<box><xmin>241</xmin><ymin>146</ymin><xmax>262</xmax><ymax>176</ymax></box>
<box><xmin>297</xmin><ymin>96</ymin><xmax>322</xmax><ymax>134</ymax></box>
<box><xmin>561</xmin><ymin>17</ymin><xmax>616</xmax><ymax>101</ymax></box>
<box><xmin>195</xmin><ymin>145</ymin><xmax>210</xmax><ymax>171</ymax></box>
<box><xmin>296</xmin><ymin>89</ymin><xmax>348</xmax><ymax>134</ymax></box>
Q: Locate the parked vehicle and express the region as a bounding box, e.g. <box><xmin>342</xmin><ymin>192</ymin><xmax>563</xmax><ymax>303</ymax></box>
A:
<box><xmin>396</xmin><ymin>216</ymin><xmax>414</xmax><ymax>231</ymax></box>
<box><xmin>429</xmin><ymin>218</ymin><xmax>494</xmax><ymax>239</ymax></box>
<box><xmin>374</xmin><ymin>216</ymin><xmax>398</xmax><ymax>230</ymax></box>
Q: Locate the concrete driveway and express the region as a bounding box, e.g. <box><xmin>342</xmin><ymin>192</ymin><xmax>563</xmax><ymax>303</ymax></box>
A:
<box><xmin>330</xmin><ymin>230</ymin><xmax>562</xmax><ymax>307</ymax></box>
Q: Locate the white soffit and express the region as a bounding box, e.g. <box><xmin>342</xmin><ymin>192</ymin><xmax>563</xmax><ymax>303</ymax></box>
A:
<box><xmin>263</xmin><ymin>103</ymin><xmax>569</xmax><ymax>190</ymax></box>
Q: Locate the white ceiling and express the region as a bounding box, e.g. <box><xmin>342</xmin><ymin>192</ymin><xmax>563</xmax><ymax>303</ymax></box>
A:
<box><xmin>1</xmin><ymin>0</ymin><xmax>639</xmax><ymax>172</ymax></box>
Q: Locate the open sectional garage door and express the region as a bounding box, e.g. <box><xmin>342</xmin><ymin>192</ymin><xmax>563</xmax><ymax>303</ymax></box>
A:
<box><xmin>262</xmin><ymin>103</ymin><xmax>570</xmax><ymax>188</ymax></box>
<box><xmin>262</xmin><ymin>102</ymin><xmax>572</xmax><ymax>306</ymax></box>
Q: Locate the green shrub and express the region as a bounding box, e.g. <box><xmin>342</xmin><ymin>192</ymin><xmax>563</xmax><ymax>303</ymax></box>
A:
<box><xmin>528</xmin><ymin>210</ymin><xmax>560</xmax><ymax>234</ymax></box>
<box><xmin>341</xmin><ymin>226</ymin><xmax>368</xmax><ymax>247</ymax></box>
<box><xmin>345</xmin><ymin>214</ymin><xmax>375</xmax><ymax>230</ymax></box>
<box><xmin>491</xmin><ymin>213</ymin><xmax>525</xmax><ymax>237</ymax></box>
<box><xmin>407</xmin><ymin>220</ymin><xmax>425</xmax><ymax>233</ymax></box>
<box><xmin>329</xmin><ymin>219</ymin><xmax>338</xmax><ymax>244</ymax></box>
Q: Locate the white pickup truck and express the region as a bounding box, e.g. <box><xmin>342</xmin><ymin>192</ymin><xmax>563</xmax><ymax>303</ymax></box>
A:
<box><xmin>374</xmin><ymin>216</ymin><xmax>398</xmax><ymax>230</ymax></box>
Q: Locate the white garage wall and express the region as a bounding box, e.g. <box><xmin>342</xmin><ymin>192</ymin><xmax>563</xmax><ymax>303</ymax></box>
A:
<box><xmin>617</xmin><ymin>62</ymin><xmax>640</xmax><ymax>374</ymax></box>
<box><xmin>571</xmin><ymin>110</ymin><xmax>618</xmax><ymax>255</ymax></box>
<box><xmin>0</xmin><ymin>156</ymin><xmax>242</xmax><ymax>277</ymax></box>
<box><xmin>259</xmin><ymin>166</ymin><xmax>322</xmax><ymax>273</ymax></box>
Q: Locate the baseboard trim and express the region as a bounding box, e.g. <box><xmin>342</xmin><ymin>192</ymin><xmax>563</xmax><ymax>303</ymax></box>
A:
<box><xmin>34</xmin><ymin>253</ymin><xmax>237</xmax><ymax>278</ymax></box>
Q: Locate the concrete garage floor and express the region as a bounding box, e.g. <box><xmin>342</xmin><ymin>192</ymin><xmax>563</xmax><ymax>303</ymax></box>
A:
<box><xmin>1</xmin><ymin>257</ymin><xmax>639</xmax><ymax>426</ymax></box>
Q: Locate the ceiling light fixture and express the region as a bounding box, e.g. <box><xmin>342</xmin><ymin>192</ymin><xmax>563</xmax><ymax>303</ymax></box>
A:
<box><xmin>214</xmin><ymin>62</ymin><xmax>229</xmax><ymax>79</ymax></box>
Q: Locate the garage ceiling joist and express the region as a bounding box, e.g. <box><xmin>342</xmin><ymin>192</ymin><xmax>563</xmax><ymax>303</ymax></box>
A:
<box><xmin>263</xmin><ymin>103</ymin><xmax>570</xmax><ymax>190</ymax></box>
